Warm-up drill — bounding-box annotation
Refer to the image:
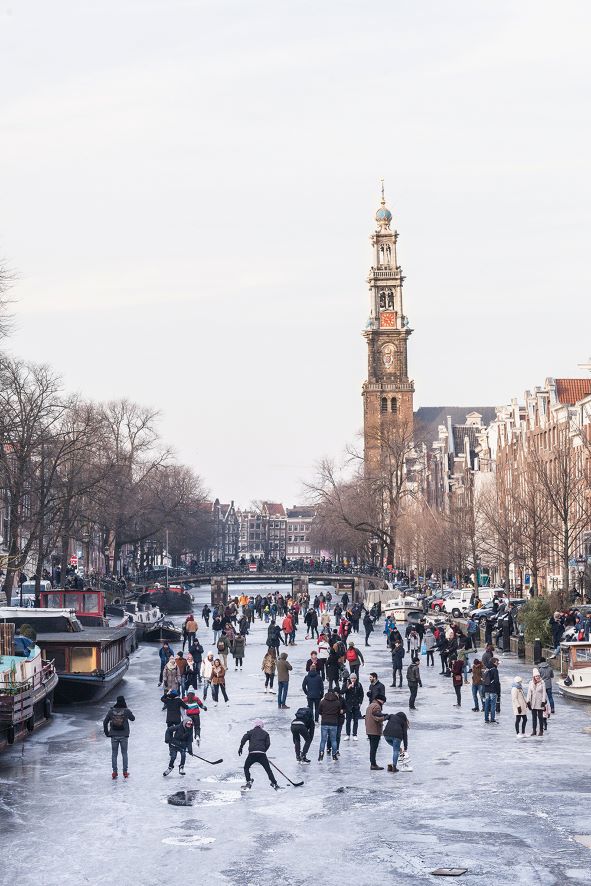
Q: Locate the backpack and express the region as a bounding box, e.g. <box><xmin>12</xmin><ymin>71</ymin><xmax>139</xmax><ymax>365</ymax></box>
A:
<box><xmin>110</xmin><ymin>708</ymin><xmax>126</xmax><ymax>731</ymax></box>
<box><xmin>346</xmin><ymin>648</ymin><xmax>358</xmax><ymax>662</ymax></box>
<box><xmin>482</xmin><ymin>667</ymin><xmax>494</xmax><ymax>687</ymax></box>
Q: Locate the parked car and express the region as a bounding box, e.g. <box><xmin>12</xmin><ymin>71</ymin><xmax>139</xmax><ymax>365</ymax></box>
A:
<box><xmin>429</xmin><ymin>590</ymin><xmax>454</xmax><ymax>613</ymax></box>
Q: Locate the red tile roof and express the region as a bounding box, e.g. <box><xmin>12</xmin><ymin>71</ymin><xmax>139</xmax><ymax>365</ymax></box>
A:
<box><xmin>555</xmin><ymin>378</ymin><xmax>591</xmax><ymax>405</ymax></box>
<box><xmin>264</xmin><ymin>502</ymin><xmax>286</xmax><ymax>517</ymax></box>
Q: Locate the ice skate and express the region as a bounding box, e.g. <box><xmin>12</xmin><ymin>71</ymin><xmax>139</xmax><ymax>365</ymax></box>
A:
<box><xmin>163</xmin><ymin>766</ymin><xmax>173</xmax><ymax>777</ymax></box>
<box><xmin>179</xmin><ymin>764</ymin><xmax>186</xmax><ymax>776</ymax></box>
<box><xmin>241</xmin><ymin>778</ymin><xmax>254</xmax><ymax>791</ymax></box>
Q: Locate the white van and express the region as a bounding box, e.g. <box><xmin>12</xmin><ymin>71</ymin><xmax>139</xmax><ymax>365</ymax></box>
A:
<box><xmin>476</xmin><ymin>587</ymin><xmax>506</xmax><ymax>606</ymax></box>
<box><xmin>443</xmin><ymin>589</ymin><xmax>475</xmax><ymax>618</ymax></box>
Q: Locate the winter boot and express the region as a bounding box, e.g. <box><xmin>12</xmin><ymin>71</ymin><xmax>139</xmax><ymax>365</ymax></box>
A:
<box><xmin>123</xmin><ymin>771</ymin><xmax>129</xmax><ymax>779</ymax></box>
<box><xmin>332</xmin><ymin>754</ymin><xmax>338</xmax><ymax>761</ymax></box>
<box><xmin>271</xmin><ymin>782</ymin><xmax>283</xmax><ymax>790</ymax></box>
<box><xmin>300</xmin><ymin>756</ymin><xmax>311</xmax><ymax>764</ymax></box>
<box><xmin>163</xmin><ymin>765</ymin><xmax>173</xmax><ymax>777</ymax></box>
<box><xmin>318</xmin><ymin>751</ymin><xmax>324</xmax><ymax>762</ymax></box>
<box><xmin>112</xmin><ymin>772</ymin><xmax>118</xmax><ymax>780</ymax></box>
<box><xmin>179</xmin><ymin>764</ymin><xmax>186</xmax><ymax>776</ymax></box>
<box><xmin>241</xmin><ymin>778</ymin><xmax>254</xmax><ymax>791</ymax></box>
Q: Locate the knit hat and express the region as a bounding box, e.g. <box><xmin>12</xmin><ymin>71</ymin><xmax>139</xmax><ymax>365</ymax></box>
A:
<box><xmin>532</xmin><ymin>667</ymin><xmax>540</xmax><ymax>677</ymax></box>
<box><xmin>115</xmin><ymin>695</ymin><xmax>126</xmax><ymax>707</ymax></box>
<box><xmin>514</xmin><ymin>676</ymin><xmax>523</xmax><ymax>684</ymax></box>
<box><xmin>254</xmin><ymin>718</ymin><xmax>264</xmax><ymax>729</ymax></box>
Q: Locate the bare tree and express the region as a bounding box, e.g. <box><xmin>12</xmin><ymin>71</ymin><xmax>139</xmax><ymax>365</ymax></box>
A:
<box><xmin>0</xmin><ymin>258</ymin><xmax>15</xmax><ymax>341</ymax></box>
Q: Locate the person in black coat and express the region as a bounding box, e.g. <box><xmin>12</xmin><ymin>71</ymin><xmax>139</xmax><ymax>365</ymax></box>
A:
<box><xmin>390</xmin><ymin>640</ymin><xmax>405</xmax><ymax>688</ymax></box>
<box><xmin>163</xmin><ymin>719</ymin><xmax>193</xmax><ymax>776</ymax></box>
<box><xmin>161</xmin><ymin>690</ymin><xmax>189</xmax><ymax>728</ymax></box>
<box><xmin>239</xmin><ymin>720</ymin><xmax>279</xmax><ymax>789</ymax></box>
<box><xmin>367</xmin><ymin>672</ymin><xmax>386</xmax><ymax>704</ymax></box>
<box><xmin>326</xmin><ymin>648</ymin><xmax>341</xmax><ymax>691</ymax></box>
<box><xmin>342</xmin><ymin>674</ymin><xmax>364</xmax><ymax>739</ymax></box>
<box><xmin>290</xmin><ymin>706</ymin><xmax>315</xmax><ymax>762</ymax></box>
<box><xmin>381</xmin><ymin>711</ymin><xmax>409</xmax><ymax>772</ymax></box>
<box><xmin>363</xmin><ymin>612</ymin><xmax>374</xmax><ymax>647</ymax></box>
<box><xmin>302</xmin><ymin>666</ymin><xmax>324</xmax><ymax>722</ymax></box>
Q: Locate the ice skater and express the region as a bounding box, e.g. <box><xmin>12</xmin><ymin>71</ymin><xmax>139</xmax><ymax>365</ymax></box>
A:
<box><xmin>103</xmin><ymin>694</ymin><xmax>135</xmax><ymax>780</ymax></box>
<box><xmin>238</xmin><ymin>719</ymin><xmax>281</xmax><ymax>790</ymax></box>
<box><xmin>163</xmin><ymin>718</ymin><xmax>194</xmax><ymax>777</ymax></box>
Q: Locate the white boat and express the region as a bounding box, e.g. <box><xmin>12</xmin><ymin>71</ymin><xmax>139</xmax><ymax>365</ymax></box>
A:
<box><xmin>557</xmin><ymin>640</ymin><xmax>591</xmax><ymax>702</ymax></box>
<box><xmin>383</xmin><ymin>596</ymin><xmax>421</xmax><ymax>621</ymax></box>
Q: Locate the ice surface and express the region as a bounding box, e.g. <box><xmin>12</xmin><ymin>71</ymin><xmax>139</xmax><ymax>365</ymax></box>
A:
<box><xmin>1</xmin><ymin>583</ymin><xmax>591</xmax><ymax>885</ymax></box>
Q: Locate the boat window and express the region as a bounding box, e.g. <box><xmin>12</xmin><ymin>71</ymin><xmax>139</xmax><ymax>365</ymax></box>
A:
<box><xmin>575</xmin><ymin>647</ymin><xmax>591</xmax><ymax>665</ymax></box>
<box><xmin>46</xmin><ymin>593</ymin><xmax>63</xmax><ymax>608</ymax></box>
<box><xmin>71</xmin><ymin>646</ymin><xmax>98</xmax><ymax>673</ymax></box>
<box><xmin>45</xmin><ymin>647</ymin><xmax>67</xmax><ymax>671</ymax></box>
<box><xmin>64</xmin><ymin>593</ymin><xmax>80</xmax><ymax>610</ymax></box>
<box><xmin>81</xmin><ymin>593</ymin><xmax>100</xmax><ymax>613</ymax></box>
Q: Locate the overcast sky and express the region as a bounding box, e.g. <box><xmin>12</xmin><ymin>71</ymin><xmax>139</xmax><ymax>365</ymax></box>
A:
<box><xmin>1</xmin><ymin>1</ymin><xmax>590</xmax><ymax>506</ymax></box>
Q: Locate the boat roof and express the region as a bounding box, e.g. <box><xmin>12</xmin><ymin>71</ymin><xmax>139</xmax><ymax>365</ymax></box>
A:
<box><xmin>36</xmin><ymin>625</ymin><xmax>131</xmax><ymax>645</ymax></box>
<box><xmin>0</xmin><ymin>606</ymin><xmax>76</xmax><ymax>618</ymax></box>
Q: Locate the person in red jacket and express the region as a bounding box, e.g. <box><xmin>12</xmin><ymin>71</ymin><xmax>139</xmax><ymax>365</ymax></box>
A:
<box><xmin>282</xmin><ymin>613</ymin><xmax>295</xmax><ymax>646</ymax></box>
<box><xmin>451</xmin><ymin>657</ymin><xmax>464</xmax><ymax>707</ymax></box>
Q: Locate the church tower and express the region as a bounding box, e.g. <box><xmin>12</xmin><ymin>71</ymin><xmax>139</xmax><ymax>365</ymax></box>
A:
<box><xmin>362</xmin><ymin>185</ymin><xmax>414</xmax><ymax>470</ymax></box>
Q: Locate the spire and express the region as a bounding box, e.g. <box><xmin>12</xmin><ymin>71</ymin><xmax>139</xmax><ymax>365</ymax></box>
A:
<box><xmin>375</xmin><ymin>180</ymin><xmax>392</xmax><ymax>230</ymax></box>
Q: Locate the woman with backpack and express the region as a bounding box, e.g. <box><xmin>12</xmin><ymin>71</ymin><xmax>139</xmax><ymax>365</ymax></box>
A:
<box><xmin>345</xmin><ymin>640</ymin><xmax>365</xmax><ymax>678</ymax></box>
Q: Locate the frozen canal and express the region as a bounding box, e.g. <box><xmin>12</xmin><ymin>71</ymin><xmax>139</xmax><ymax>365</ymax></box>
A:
<box><xmin>2</xmin><ymin>584</ymin><xmax>591</xmax><ymax>886</ymax></box>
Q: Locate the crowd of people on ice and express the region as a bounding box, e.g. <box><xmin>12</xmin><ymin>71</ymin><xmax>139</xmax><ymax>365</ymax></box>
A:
<box><xmin>103</xmin><ymin>588</ymin><xmax>561</xmax><ymax>787</ymax></box>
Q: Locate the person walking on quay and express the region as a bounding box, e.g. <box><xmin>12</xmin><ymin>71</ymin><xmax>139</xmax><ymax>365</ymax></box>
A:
<box><xmin>239</xmin><ymin>719</ymin><xmax>281</xmax><ymax>791</ymax></box>
<box><xmin>201</xmin><ymin>603</ymin><xmax>211</xmax><ymax>628</ymax></box>
<box><xmin>390</xmin><ymin>639</ymin><xmax>405</xmax><ymax>688</ymax></box>
<box><xmin>163</xmin><ymin>657</ymin><xmax>181</xmax><ymax>692</ymax></box>
<box><xmin>290</xmin><ymin>705</ymin><xmax>315</xmax><ymax>763</ymax></box>
<box><xmin>103</xmin><ymin>695</ymin><xmax>135</xmax><ymax>780</ymax></box>
<box><xmin>367</xmin><ymin>672</ymin><xmax>387</xmax><ymax>704</ymax></box>
<box><xmin>318</xmin><ymin>689</ymin><xmax>344</xmax><ymax>761</ymax></box>
<box><xmin>232</xmin><ymin>633</ymin><xmax>246</xmax><ymax>671</ymax></box>
<box><xmin>511</xmin><ymin>676</ymin><xmax>528</xmax><ymax>737</ymax></box>
<box><xmin>216</xmin><ymin>632</ymin><xmax>230</xmax><ymax>670</ymax></box>
<box><xmin>200</xmin><ymin>651</ymin><xmax>215</xmax><ymax>700</ymax></box>
<box><xmin>158</xmin><ymin>641</ymin><xmax>174</xmax><ymax>686</ymax></box>
<box><xmin>381</xmin><ymin>710</ymin><xmax>409</xmax><ymax>774</ymax></box>
<box><xmin>345</xmin><ymin>639</ymin><xmax>365</xmax><ymax>678</ymax></box>
<box><xmin>467</xmin><ymin>614</ymin><xmax>479</xmax><ymax>651</ymax></box>
<box><xmin>161</xmin><ymin>689</ymin><xmax>189</xmax><ymax>729</ymax></box>
<box><xmin>363</xmin><ymin>610</ymin><xmax>374</xmax><ymax>647</ymax></box>
<box><xmin>211</xmin><ymin>658</ymin><xmax>229</xmax><ymax>706</ymax></box>
<box><xmin>262</xmin><ymin>648</ymin><xmax>277</xmax><ymax>693</ymax></box>
<box><xmin>276</xmin><ymin>651</ymin><xmax>293</xmax><ymax>709</ymax></box>
<box><xmin>183</xmin><ymin>614</ymin><xmax>198</xmax><ymax>651</ymax></box>
<box><xmin>407</xmin><ymin>656</ymin><xmax>422</xmax><ymax>710</ymax></box>
<box><xmin>483</xmin><ymin>657</ymin><xmax>501</xmax><ymax>724</ymax></box>
<box><xmin>182</xmin><ymin>689</ymin><xmax>207</xmax><ymax>745</ymax></box>
<box><xmin>302</xmin><ymin>664</ymin><xmax>324</xmax><ymax>723</ymax></box>
<box><xmin>163</xmin><ymin>719</ymin><xmax>194</xmax><ymax>777</ymax></box>
<box><xmin>451</xmin><ymin>656</ymin><xmax>464</xmax><ymax>707</ymax></box>
<box><xmin>537</xmin><ymin>657</ymin><xmax>555</xmax><ymax>718</ymax></box>
<box><xmin>527</xmin><ymin>668</ymin><xmax>548</xmax><ymax>737</ymax></box>
<box><xmin>471</xmin><ymin>658</ymin><xmax>484</xmax><ymax>712</ymax></box>
<box><xmin>423</xmin><ymin>626</ymin><xmax>435</xmax><ymax>667</ymax></box>
<box><xmin>365</xmin><ymin>694</ymin><xmax>385</xmax><ymax>770</ymax></box>
<box><xmin>343</xmin><ymin>673</ymin><xmax>363</xmax><ymax>741</ymax></box>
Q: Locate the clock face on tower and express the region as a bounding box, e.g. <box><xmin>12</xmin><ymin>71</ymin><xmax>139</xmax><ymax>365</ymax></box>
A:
<box><xmin>380</xmin><ymin>311</ymin><xmax>397</xmax><ymax>328</ymax></box>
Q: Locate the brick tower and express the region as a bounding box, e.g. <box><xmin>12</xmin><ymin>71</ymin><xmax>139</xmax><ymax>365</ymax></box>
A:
<box><xmin>362</xmin><ymin>184</ymin><xmax>414</xmax><ymax>470</ymax></box>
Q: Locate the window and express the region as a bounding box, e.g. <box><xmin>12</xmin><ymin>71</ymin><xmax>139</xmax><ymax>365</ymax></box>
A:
<box><xmin>381</xmin><ymin>397</ymin><xmax>388</xmax><ymax>413</ymax></box>
<box><xmin>71</xmin><ymin>646</ymin><xmax>97</xmax><ymax>673</ymax></box>
<box><xmin>45</xmin><ymin>647</ymin><xmax>66</xmax><ymax>671</ymax></box>
<box><xmin>391</xmin><ymin>397</ymin><xmax>398</xmax><ymax>414</ymax></box>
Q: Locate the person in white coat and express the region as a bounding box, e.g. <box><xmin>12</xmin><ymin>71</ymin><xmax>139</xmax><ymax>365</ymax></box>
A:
<box><xmin>200</xmin><ymin>652</ymin><xmax>215</xmax><ymax>701</ymax></box>
<box><xmin>526</xmin><ymin>668</ymin><xmax>548</xmax><ymax>737</ymax></box>
<box><xmin>511</xmin><ymin>676</ymin><xmax>528</xmax><ymax>736</ymax></box>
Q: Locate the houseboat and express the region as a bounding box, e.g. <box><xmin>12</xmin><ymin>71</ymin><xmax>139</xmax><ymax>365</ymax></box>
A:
<box><xmin>143</xmin><ymin>618</ymin><xmax>182</xmax><ymax>643</ymax></box>
<box><xmin>557</xmin><ymin>640</ymin><xmax>591</xmax><ymax>702</ymax></box>
<box><xmin>0</xmin><ymin>608</ymin><xmax>130</xmax><ymax>704</ymax></box>
<box><xmin>383</xmin><ymin>596</ymin><xmax>422</xmax><ymax>622</ymax></box>
<box><xmin>0</xmin><ymin>623</ymin><xmax>59</xmax><ymax>750</ymax></box>
<box><xmin>106</xmin><ymin>600</ymin><xmax>163</xmax><ymax>641</ymax></box>
<box><xmin>137</xmin><ymin>583</ymin><xmax>193</xmax><ymax>615</ymax></box>
<box><xmin>39</xmin><ymin>588</ymin><xmax>137</xmax><ymax>655</ymax></box>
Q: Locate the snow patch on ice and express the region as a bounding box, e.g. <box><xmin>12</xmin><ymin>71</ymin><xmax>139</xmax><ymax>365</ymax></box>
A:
<box><xmin>162</xmin><ymin>835</ymin><xmax>215</xmax><ymax>848</ymax></box>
